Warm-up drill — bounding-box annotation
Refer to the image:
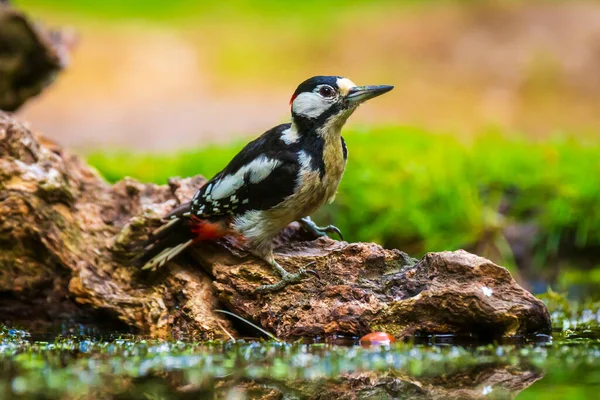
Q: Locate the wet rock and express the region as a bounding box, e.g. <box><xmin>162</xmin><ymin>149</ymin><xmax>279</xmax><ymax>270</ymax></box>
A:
<box><xmin>196</xmin><ymin>239</ymin><xmax>551</xmax><ymax>340</ymax></box>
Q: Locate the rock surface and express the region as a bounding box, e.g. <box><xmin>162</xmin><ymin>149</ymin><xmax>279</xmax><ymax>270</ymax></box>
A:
<box><xmin>194</xmin><ymin>240</ymin><xmax>550</xmax><ymax>340</ymax></box>
<box><xmin>0</xmin><ymin>112</ymin><xmax>551</xmax><ymax>339</ymax></box>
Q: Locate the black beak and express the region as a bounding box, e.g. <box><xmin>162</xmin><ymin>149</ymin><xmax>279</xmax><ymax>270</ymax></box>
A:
<box><xmin>346</xmin><ymin>85</ymin><xmax>394</xmax><ymax>105</ymax></box>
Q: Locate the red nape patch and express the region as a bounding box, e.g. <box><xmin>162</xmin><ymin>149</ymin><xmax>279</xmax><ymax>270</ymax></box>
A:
<box><xmin>190</xmin><ymin>216</ymin><xmax>228</xmax><ymax>242</ymax></box>
<box><xmin>289</xmin><ymin>93</ymin><xmax>298</xmax><ymax>105</ymax></box>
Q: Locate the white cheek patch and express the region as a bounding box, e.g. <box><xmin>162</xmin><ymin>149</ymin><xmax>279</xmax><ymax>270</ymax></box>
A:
<box><xmin>209</xmin><ymin>156</ymin><xmax>282</xmax><ymax>199</ymax></box>
<box><xmin>336</xmin><ymin>77</ymin><xmax>356</xmax><ymax>96</ymax></box>
<box><xmin>292</xmin><ymin>92</ymin><xmax>333</xmax><ymax>118</ymax></box>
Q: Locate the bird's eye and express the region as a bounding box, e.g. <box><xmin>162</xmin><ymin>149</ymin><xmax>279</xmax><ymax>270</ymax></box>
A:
<box><xmin>318</xmin><ymin>85</ymin><xmax>335</xmax><ymax>98</ymax></box>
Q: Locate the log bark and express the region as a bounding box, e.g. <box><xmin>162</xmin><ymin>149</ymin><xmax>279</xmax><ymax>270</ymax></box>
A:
<box><xmin>0</xmin><ymin>4</ymin><xmax>71</xmax><ymax>111</ymax></box>
<box><xmin>0</xmin><ymin>112</ymin><xmax>551</xmax><ymax>340</ymax></box>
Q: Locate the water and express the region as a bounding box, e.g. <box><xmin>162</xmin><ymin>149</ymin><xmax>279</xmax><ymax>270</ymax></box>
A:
<box><xmin>1</xmin><ymin>326</ymin><xmax>599</xmax><ymax>399</ymax></box>
<box><xmin>1</xmin><ymin>293</ymin><xmax>599</xmax><ymax>399</ymax></box>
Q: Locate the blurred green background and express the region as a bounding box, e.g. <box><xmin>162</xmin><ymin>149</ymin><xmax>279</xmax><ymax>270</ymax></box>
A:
<box><xmin>13</xmin><ymin>0</ymin><xmax>600</xmax><ymax>293</ymax></box>
<box><xmin>15</xmin><ymin>0</ymin><xmax>600</xmax><ymax>149</ymax></box>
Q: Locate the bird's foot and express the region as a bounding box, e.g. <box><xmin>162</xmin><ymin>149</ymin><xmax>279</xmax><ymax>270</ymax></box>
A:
<box><xmin>299</xmin><ymin>216</ymin><xmax>343</xmax><ymax>241</ymax></box>
<box><xmin>255</xmin><ymin>261</ymin><xmax>318</xmax><ymax>293</ymax></box>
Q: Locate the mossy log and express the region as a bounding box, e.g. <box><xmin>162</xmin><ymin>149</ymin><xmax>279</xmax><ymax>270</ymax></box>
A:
<box><xmin>0</xmin><ymin>3</ymin><xmax>71</xmax><ymax>111</ymax></box>
<box><xmin>0</xmin><ymin>112</ymin><xmax>551</xmax><ymax>340</ymax></box>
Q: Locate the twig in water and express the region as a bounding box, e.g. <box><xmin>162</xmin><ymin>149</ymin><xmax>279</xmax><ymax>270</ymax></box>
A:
<box><xmin>214</xmin><ymin>309</ymin><xmax>280</xmax><ymax>342</ymax></box>
<box><xmin>216</xmin><ymin>319</ymin><xmax>236</xmax><ymax>341</ymax></box>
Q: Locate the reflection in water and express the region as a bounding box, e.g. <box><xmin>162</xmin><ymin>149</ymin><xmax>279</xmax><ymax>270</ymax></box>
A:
<box><xmin>211</xmin><ymin>365</ymin><xmax>542</xmax><ymax>399</ymax></box>
<box><xmin>1</xmin><ymin>327</ymin><xmax>599</xmax><ymax>399</ymax></box>
<box><xmin>99</xmin><ymin>363</ymin><xmax>542</xmax><ymax>399</ymax></box>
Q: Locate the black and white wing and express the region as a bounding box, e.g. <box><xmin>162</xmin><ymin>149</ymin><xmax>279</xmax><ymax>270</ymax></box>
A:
<box><xmin>190</xmin><ymin>124</ymin><xmax>299</xmax><ymax>218</ymax></box>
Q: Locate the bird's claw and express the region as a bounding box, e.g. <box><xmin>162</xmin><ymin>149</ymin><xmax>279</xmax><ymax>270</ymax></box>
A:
<box><xmin>321</xmin><ymin>225</ymin><xmax>344</xmax><ymax>241</ymax></box>
<box><xmin>300</xmin><ymin>217</ymin><xmax>344</xmax><ymax>241</ymax></box>
<box><xmin>297</xmin><ymin>261</ymin><xmax>320</xmax><ymax>279</ymax></box>
<box><xmin>255</xmin><ymin>261</ymin><xmax>319</xmax><ymax>293</ymax></box>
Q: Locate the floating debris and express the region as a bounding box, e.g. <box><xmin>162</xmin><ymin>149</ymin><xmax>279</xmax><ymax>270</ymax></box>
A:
<box><xmin>359</xmin><ymin>332</ymin><xmax>396</xmax><ymax>347</ymax></box>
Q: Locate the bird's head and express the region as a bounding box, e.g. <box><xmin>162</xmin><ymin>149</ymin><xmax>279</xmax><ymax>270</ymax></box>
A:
<box><xmin>289</xmin><ymin>76</ymin><xmax>393</xmax><ymax>131</ymax></box>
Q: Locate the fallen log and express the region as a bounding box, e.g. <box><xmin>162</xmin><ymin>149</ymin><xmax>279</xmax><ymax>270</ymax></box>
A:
<box><xmin>0</xmin><ymin>112</ymin><xmax>551</xmax><ymax>339</ymax></box>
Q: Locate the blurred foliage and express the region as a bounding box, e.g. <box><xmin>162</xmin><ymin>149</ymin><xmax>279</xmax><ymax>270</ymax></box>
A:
<box><xmin>15</xmin><ymin>0</ymin><xmax>600</xmax><ymax>148</ymax></box>
<box><xmin>16</xmin><ymin>0</ymin><xmax>414</xmax><ymax>23</ymax></box>
<box><xmin>88</xmin><ymin>127</ymin><xmax>600</xmax><ymax>271</ymax></box>
<box><xmin>539</xmin><ymin>289</ymin><xmax>600</xmax><ymax>333</ymax></box>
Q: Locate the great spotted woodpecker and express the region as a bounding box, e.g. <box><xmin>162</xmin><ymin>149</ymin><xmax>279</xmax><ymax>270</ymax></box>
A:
<box><xmin>139</xmin><ymin>76</ymin><xmax>393</xmax><ymax>292</ymax></box>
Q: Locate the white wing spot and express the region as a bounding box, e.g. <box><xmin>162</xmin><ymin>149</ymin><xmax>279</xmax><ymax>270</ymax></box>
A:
<box><xmin>481</xmin><ymin>286</ymin><xmax>493</xmax><ymax>297</ymax></box>
<box><xmin>210</xmin><ymin>156</ymin><xmax>281</xmax><ymax>200</ymax></box>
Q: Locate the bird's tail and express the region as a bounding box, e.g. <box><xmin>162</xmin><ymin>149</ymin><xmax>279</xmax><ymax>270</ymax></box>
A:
<box><xmin>137</xmin><ymin>202</ymin><xmax>195</xmax><ymax>270</ymax></box>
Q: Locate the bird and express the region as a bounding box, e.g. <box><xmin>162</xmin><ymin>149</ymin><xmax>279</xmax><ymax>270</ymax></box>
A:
<box><xmin>138</xmin><ymin>76</ymin><xmax>393</xmax><ymax>292</ymax></box>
